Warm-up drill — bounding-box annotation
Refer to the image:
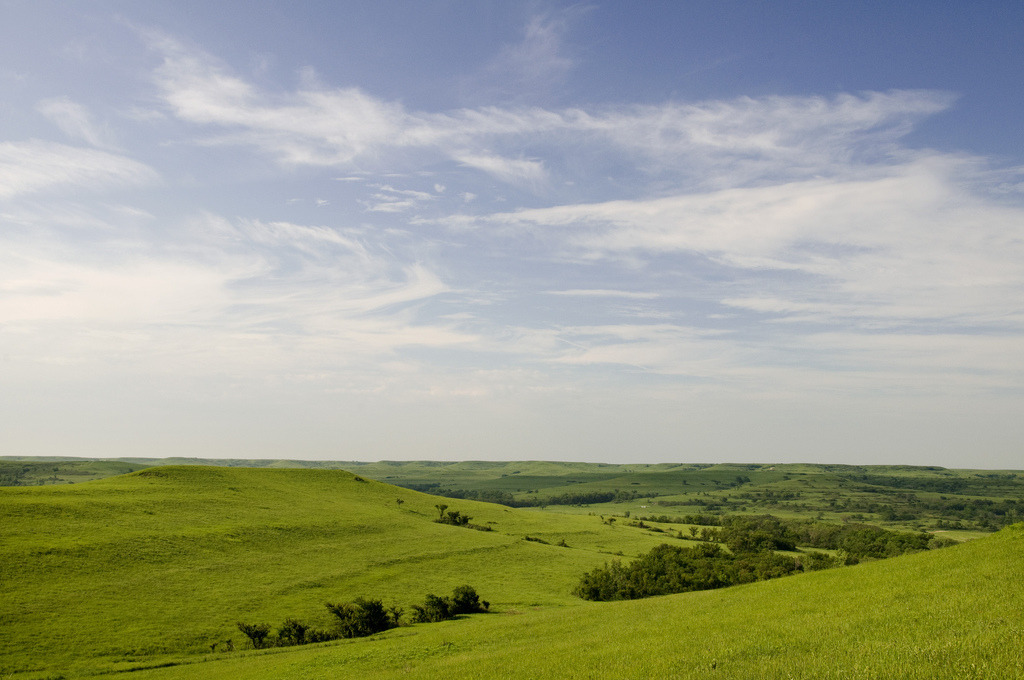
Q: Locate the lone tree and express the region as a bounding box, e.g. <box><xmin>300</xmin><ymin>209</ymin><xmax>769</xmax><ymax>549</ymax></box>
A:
<box><xmin>435</xmin><ymin>503</ymin><xmax>448</xmax><ymax>520</ymax></box>
<box><xmin>236</xmin><ymin>622</ymin><xmax>271</xmax><ymax>649</ymax></box>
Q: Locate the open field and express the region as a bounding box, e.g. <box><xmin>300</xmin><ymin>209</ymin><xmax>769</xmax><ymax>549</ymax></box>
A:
<box><xmin>2</xmin><ymin>464</ymin><xmax>1022</xmax><ymax>678</ymax></box>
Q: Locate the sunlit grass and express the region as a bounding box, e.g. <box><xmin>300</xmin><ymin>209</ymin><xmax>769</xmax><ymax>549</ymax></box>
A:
<box><xmin>122</xmin><ymin>525</ymin><xmax>1024</xmax><ymax>679</ymax></box>
<box><xmin>3</xmin><ymin>466</ymin><xmax>1021</xmax><ymax>679</ymax></box>
<box><xmin>0</xmin><ymin>466</ymin><xmax>676</xmax><ymax>677</ymax></box>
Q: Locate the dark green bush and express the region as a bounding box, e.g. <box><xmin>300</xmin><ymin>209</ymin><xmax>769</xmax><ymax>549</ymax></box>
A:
<box><xmin>236</xmin><ymin>621</ymin><xmax>271</xmax><ymax>649</ymax></box>
<box><xmin>411</xmin><ymin>585</ymin><xmax>489</xmax><ymax>623</ymax></box>
<box><xmin>325</xmin><ymin>597</ymin><xmax>400</xmax><ymax>638</ymax></box>
<box><xmin>573</xmin><ymin>542</ymin><xmax>800</xmax><ymax>601</ymax></box>
<box><xmin>277</xmin><ymin>618</ymin><xmax>309</xmax><ymax>646</ymax></box>
<box><xmin>437</xmin><ymin>509</ymin><xmax>471</xmax><ymax>526</ymax></box>
<box><xmin>410</xmin><ymin>593</ymin><xmax>452</xmax><ymax>623</ymax></box>
<box><xmin>450</xmin><ymin>585</ymin><xmax>488</xmax><ymax>614</ymax></box>
<box><xmin>799</xmin><ymin>550</ymin><xmax>843</xmax><ymax>571</ymax></box>
<box><xmin>305</xmin><ymin>628</ymin><xmax>338</xmax><ymax>643</ymax></box>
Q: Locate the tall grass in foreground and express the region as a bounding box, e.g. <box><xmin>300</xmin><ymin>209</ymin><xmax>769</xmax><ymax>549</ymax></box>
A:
<box><xmin>121</xmin><ymin>524</ymin><xmax>1024</xmax><ymax>680</ymax></box>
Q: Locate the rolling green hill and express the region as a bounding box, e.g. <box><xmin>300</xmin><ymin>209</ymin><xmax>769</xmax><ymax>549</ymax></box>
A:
<box><xmin>0</xmin><ymin>466</ymin><xmax>689</xmax><ymax>678</ymax></box>
<box><xmin>2</xmin><ymin>466</ymin><xmax>1021</xmax><ymax>679</ymax></box>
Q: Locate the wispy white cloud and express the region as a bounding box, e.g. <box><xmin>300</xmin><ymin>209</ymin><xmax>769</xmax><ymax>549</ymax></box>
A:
<box><xmin>453</xmin><ymin>152</ymin><xmax>548</xmax><ymax>186</ymax></box>
<box><xmin>45</xmin><ymin>35</ymin><xmax>1011</xmax><ymax>406</ymax></box>
<box><xmin>462</xmin><ymin>157</ymin><xmax>1024</xmax><ymax>329</ymax></box>
<box><xmin>546</xmin><ymin>289</ymin><xmax>659</xmax><ymax>299</ymax></box>
<box><xmin>36</xmin><ymin>97</ymin><xmax>116</xmax><ymax>149</ymax></box>
<box><xmin>0</xmin><ymin>140</ymin><xmax>157</xmax><ymax>199</ymax></box>
<box><xmin>145</xmin><ymin>33</ymin><xmax>950</xmax><ymax>196</ymax></box>
<box><xmin>467</xmin><ymin>11</ymin><xmax>579</xmax><ymax>102</ymax></box>
<box><xmin>0</xmin><ymin>208</ymin><xmax>470</xmax><ymax>384</ymax></box>
<box><xmin>363</xmin><ymin>185</ymin><xmax>436</xmax><ymax>213</ymax></box>
<box><xmin>150</xmin><ymin>34</ymin><xmax>405</xmax><ymax>165</ymax></box>
<box><xmin>594</xmin><ymin>91</ymin><xmax>954</xmax><ymax>183</ymax></box>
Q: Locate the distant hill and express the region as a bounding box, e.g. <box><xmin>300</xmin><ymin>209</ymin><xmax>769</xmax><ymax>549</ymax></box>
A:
<box><xmin>6</xmin><ymin>456</ymin><xmax>1019</xmax><ymax>539</ymax></box>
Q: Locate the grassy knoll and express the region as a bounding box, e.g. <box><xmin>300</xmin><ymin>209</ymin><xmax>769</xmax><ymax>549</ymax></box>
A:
<box><xmin>0</xmin><ymin>466</ymin><xmax>687</xmax><ymax>678</ymax></box>
<box><xmin>114</xmin><ymin>523</ymin><xmax>1024</xmax><ymax>680</ymax></box>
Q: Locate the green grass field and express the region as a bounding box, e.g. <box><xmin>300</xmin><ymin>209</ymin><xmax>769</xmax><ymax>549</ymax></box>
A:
<box><xmin>2</xmin><ymin>465</ymin><xmax>1022</xmax><ymax>679</ymax></box>
<box><xmin>0</xmin><ymin>466</ymin><xmax>693</xmax><ymax>678</ymax></box>
<box><xmin>122</xmin><ymin>524</ymin><xmax>1024</xmax><ymax>680</ymax></box>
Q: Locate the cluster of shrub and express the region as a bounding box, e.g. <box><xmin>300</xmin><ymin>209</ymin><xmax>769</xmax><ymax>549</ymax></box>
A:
<box><xmin>234</xmin><ymin>585</ymin><xmax>488</xmax><ymax>650</ymax></box>
<box><xmin>0</xmin><ymin>463</ymin><xmax>68</xmax><ymax>486</ymax></box>
<box><xmin>633</xmin><ymin>513</ymin><xmax>956</xmax><ymax>561</ymax></box>
<box><xmin>573</xmin><ymin>543</ymin><xmax>809</xmax><ymax>601</ymax></box>
<box><xmin>0</xmin><ymin>464</ymin><xmax>30</xmax><ymax>486</ymax></box>
<box><xmin>407</xmin><ymin>487</ymin><xmax>651</xmax><ymax>508</ymax></box>
<box><xmin>541</xmin><ymin>489</ymin><xmax>651</xmax><ymax>506</ymax></box>
<box><xmin>634</xmin><ymin>512</ymin><xmax>722</xmax><ymax>526</ymax></box>
<box><xmin>640</xmin><ymin>474</ymin><xmax>1024</xmax><ymax>531</ymax></box>
<box><xmin>433</xmin><ymin>504</ymin><xmax>492</xmax><ymax>531</ymax></box>
<box><xmin>575</xmin><ymin>514</ymin><xmax>958</xmax><ymax>601</ymax></box>
<box><xmin>713</xmin><ymin>515</ymin><xmax>955</xmax><ymax>560</ymax></box>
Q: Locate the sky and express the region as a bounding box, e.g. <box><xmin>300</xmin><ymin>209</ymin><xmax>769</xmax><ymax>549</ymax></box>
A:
<box><xmin>2</xmin><ymin>1</ymin><xmax>1023</xmax><ymax>468</ymax></box>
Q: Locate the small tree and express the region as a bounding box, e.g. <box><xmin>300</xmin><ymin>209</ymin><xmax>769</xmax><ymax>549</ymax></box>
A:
<box><xmin>435</xmin><ymin>503</ymin><xmax>448</xmax><ymax>520</ymax></box>
<box><xmin>410</xmin><ymin>593</ymin><xmax>452</xmax><ymax>623</ymax></box>
<box><xmin>438</xmin><ymin>509</ymin><xmax>471</xmax><ymax>526</ymax></box>
<box><xmin>278</xmin><ymin>618</ymin><xmax>309</xmax><ymax>646</ymax></box>
<box><xmin>450</xmin><ymin>585</ymin><xmax>488</xmax><ymax>614</ymax></box>
<box><xmin>411</xmin><ymin>586</ymin><xmax>489</xmax><ymax>623</ymax></box>
<box><xmin>325</xmin><ymin>597</ymin><xmax>399</xmax><ymax>638</ymax></box>
<box><xmin>236</xmin><ymin>622</ymin><xmax>271</xmax><ymax>649</ymax></box>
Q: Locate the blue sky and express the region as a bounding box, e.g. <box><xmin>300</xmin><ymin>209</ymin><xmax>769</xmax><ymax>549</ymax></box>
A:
<box><xmin>2</xmin><ymin>1</ymin><xmax>1023</xmax><ymax>467</ymax></box>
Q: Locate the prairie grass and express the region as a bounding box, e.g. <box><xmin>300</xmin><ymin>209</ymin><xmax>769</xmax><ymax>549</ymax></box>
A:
<box><xmin>3</xmin><ymin>466</ymin><xmax>1021</xmax><ymax>679</ymax></box>
<box><xmin>1</xmin><ymin>466</ymin><xmax>676</xmax><ymax>677</ymax></box>
<box><xmin>115</xmin><ymin>525</ymin><xmax>1024</xmax><ymax>679</ymax></box>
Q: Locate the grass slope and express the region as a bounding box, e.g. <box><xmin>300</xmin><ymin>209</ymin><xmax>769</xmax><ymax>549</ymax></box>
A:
<box><xmin>1</xmin><ymin>466</ymin><xmax>685</xmax><ymax>678</ymax></box>
<box><xmin>116</xmin><ymin>524</ymin><xmax>1024</xmax><ymax>680</ymax></box>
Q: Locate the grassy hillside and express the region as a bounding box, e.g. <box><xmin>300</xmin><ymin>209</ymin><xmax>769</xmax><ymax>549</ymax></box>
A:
<box><xmin>112</xmin><ymin>524</ymin><xmax>1024</xmax><ymax>679</ymax></box>
<box><xmin>0</xmin><ymin>466</ymin><xmax>687</xmax><ymax>678</ymax></box>
<box><xmin>3</xmin><ymin>465</ymin><xmax>1021</xmax><ymax>679</ymax></box>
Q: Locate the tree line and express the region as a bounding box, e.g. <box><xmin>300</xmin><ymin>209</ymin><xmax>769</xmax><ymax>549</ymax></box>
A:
<box><xmin>232</xmin><ymin>585</ymin><xmax>488</xmax><ymax>651</ymax></box>
<box><xmin>575</xmin><ymin>514</ymin><xmax>957</xmax><ymax>602</ymax></box>
<box><xmin>398</xmin><ymin>485</ymin><xmax>649</xmax><ymax>508</ymax></box>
